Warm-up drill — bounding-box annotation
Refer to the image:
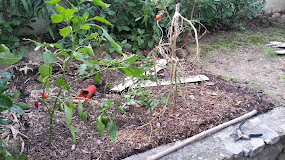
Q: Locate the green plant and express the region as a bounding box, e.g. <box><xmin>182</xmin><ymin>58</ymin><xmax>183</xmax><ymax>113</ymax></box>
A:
<box><xmin>0</xmin><ymin>0</ymin><xmax>50</xmax><ymax>58</ymax></box>
<box><xmin>175</xmin><ymin>0</ymin><xmax>265</xmax><ymax>30</ymax></box>
<box><xmin>0</xmin><ymin>44</ymin><xmax>28</xmax><ymax>159</ymax></box>
<box><xmin>28</xmin><ymin>0</ymin><xmax>145</xmax><ymax>148</ymax></box>
<box><xmin>94</xmin><ymin>99</ymin><xmax>125</xmax><ymax>141</ymax></box>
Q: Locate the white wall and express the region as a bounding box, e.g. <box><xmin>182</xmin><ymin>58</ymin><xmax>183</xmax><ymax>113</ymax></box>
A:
<box><xmin>264</xmin><ymin>0</ymin><xmax>285</xmax><ymax>13</ymax></box>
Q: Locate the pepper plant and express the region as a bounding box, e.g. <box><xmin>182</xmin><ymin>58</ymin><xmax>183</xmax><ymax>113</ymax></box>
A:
<box><xmin>28</xmin><ymin>0</ymin><xmax>145</xmax><ymax>148</ymax></box>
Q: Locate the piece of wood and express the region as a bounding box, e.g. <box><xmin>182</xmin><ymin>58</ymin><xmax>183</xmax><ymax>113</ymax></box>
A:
<box><xmin>110</xmin><ymin>59</ymin><xmax>167</xmax><ymax>92</ymax></box>
<box><xmin>275</xmin><ymin>50</ymin><xmax>285</xmax><ymax>55</ymax></box>
<box><xmin>276</xmin><ymin>44</ymin><xmax>285</xmax><ymax>48</ymax></box>
<box><xmin>266</xmin><ymin>41</ymin><xmax>283</xmax><ymax>46</ymax></box>
<box><xmin>147</xmin><ymin>110</ymin><xmax>258</xmax><ymax>160</ymax></box>
<box><xmin>133</xmin><ymin>75</ymin><xmax>209</xmax><ymax>88</ymax></box>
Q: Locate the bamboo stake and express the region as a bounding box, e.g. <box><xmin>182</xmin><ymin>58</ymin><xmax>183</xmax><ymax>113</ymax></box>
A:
<box><xmin>147</xmin><ymin>110</ymin><xmax>258</xmax><ymax>160</ymax></box>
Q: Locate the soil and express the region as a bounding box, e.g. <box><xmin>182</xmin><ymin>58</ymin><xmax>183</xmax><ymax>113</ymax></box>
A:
<box><xmin>1</xmin><ymin>27</ymin><xmax>284</xmax><ymax>160</ymax></box>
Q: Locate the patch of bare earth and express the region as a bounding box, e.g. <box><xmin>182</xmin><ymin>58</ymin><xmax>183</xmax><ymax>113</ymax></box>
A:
<box><xmin>0</xmin><ymin>55</ymin><xmax>280</xmax><ymax>159</ymax></box>
<box><xmin>201</xmin><ymin>44</ymin><xmax>285</xmax><ymax>103</ymax></box>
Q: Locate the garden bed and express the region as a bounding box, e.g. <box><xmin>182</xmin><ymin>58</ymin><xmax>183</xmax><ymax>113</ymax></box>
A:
<box><xmin>1</xmin><ymin>57</ymin><xmax>277</xmax><ymax>160</ymax></box>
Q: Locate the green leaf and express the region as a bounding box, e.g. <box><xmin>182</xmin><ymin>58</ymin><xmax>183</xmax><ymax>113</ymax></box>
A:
<box><xmin>0</xmin><ymin>118</ymin><xmax>8</xmax><ymax>125</ymax></box>
<box><xmin>80</xmin><ymin>24</ymin><xmax>91</xmax><ymax>30</ymax></box>
<box><xmin>94</xmin><ymin>73</ymin><xmax>101</xmax><ymax>83</ymax></box>
<box><xmin>124</xmin><ymin>55</ymin><xmax>137</xmax><ymax>63</ymax></box>
<box><xmin>0</xmin><ymin>44</ymin><xmax>10</xmax><ymax>53</ymax></box>
<box><xmin>56</xmin><ymin>78</ymin><xmax>70</xmax><ymax>91</ymax></box>
<box><xmin>11</xmin><ymin>90</ymin><xmax>20</xmax><ymax>99</ymax></box>
<box><xmin>78</xmin><ymin>99</ymin><xmax>83</xmax><ymax>117</ymax></box>
<box><xmin>137</xmin><ymin>37</ymin><xmax>144</xmax><ymax>46</ymax></box>
<box><xmin>92</xmin><ymin>16</ymin><xmax>112</xmax><ymax>25</ymax></box>
<box><xmin>15</xmin><ymin>102</ymin><xmax>29</xmax><ymax>109</ymax></box>
<box><xmin>78</xmin><ymin>64</ymin><xmax>87</xmax><ymax>75</ymax></box>
<box><xmin>51</xmin><ymin>14</ymin><xmax>63</xmax><ymax>23</ymax></box>
<box><xmin>65</xmin><ymin>102</ymin><xmax>74</xmax><ymax>127</ymax></box>
<box><xmin>0</xmin><ymin>45</ymin><xmax>20</xmax><ymax>65</ymax></box>
<box><xmin>45</xmin><ymin>0</ymin><xmax>61</xmax><ymax>4</ymax></box>
<box><xmin>148</xmin><ymin>40</ymin><xmax>154</xmax><ymax>47</ymax></box>
<box><xmin>55</xmin><ymin>3</ymin><xmax>66</xmax><ymax>15</ymax></box>
<box><xmin>42</xmin><ymin>51</ymin><xmax>56</xmax><ymax>63</ymax></box>
<box><xmin>69</xmin><ymin>125</ymin><xmax>76</xmax><ymax>143</ymax></box>
<box><xmin>77</xmin><ymin>44</ymin><xmax>94</xmax><ymax>57</ymax></box>
<box><xmin>115</xmin><ymin>106</ymin><xmax>126</xmax><ymax>113</ymax></box>
<box><xmin>17</xmin><ymin>155</ymin><xmax>26</xmax><ymax>160</ymax></box>
<box><xmin>102</xmin><ymin>29</ymin><xmax>122</xmax><ymax>54</ymax></box>
<box><xmin>43</xmin><ymin>80</ymin><xmax>51</xmax><ymax>88</ymax></box>
<box><xmin>95</xmin><ymin>117</ymin><xmax>105</xmax><ymax>137</ymax></box>
<box><xmin>21</xmin><ymin>0</ymin><xmax>29</xmax><ymax>13</ymax></box>
<box><xmin>127</xmin><ymin>2</ymin><xmax>136</xmax><ymax>6</ymax></box>
<box><xmin>80</xmin><ymin>111</ymin><xmax>87</xmax><ymax>121</ymax></box>
<box><xmin>90</xmin><ymin>0</ymin><xmax>110</xmax><ymax>7</ymax></box>
<box><xmin>65</xmin><ymin>9</ymin><xmax>74</xmax><ymax>20</ymax></box>
<box><xmin>48</xmin><ymin>26</ymin><xmax>55</xmax><ymax>40</ymax></box>
<box><xmin>122</xmin><ymin>26</ymin><xmax>130</xmax><ymax>31</ymax></box>
<box><xmin>59</xmin><ymin>26</ymin><xmax>72</xmax><ymax>37</ymax></box>
<box><xmin>135</xmin><ymin>16</ymin><xmax>142</xmax><ymax>21</ymax></box>
<box><xmin>57</xmin><ymin>52</ymin><xmax>70</xmax><ymax>57</ymax></box>
<box><xmin>73</xmin><ymin>52</ymin><xmax>85</xmax><ymax>61</ymax></box>
<box><xmin>85</xmin><ymin>32</ymin><xmax>98</xmax><ymax>40</ymax></box>
<box><xmin>9</xmin><ymin>104</ymin><xmax>25</xmax><ymax>115</ymax></box>
<box><xmin>0</xmin><ymin>76</ymin><xmax>9</xmax><ymax>91</ymax></box>
<box><xmin>0</xmin><ymin>95</ymin><xmax>13</xmax><ymax>108</ymax></box>
<box><xmin>38</xmin><ymin>63</ymin><xmax>52</xmax><ymax>83</ymax></box>
<box><xmin>83</xmin><ymin>13</ymin><xmax>88</xmax><ymax>20</ymax></box>
<box><xmin>108</xmin><ymin>120</ymin><xmax>117</xmax><ymax>141</ymax></box>
<box><xmin>126</xmin><ymin>66</ymin><xmax>144</xmax><ymax>77</ymax></box>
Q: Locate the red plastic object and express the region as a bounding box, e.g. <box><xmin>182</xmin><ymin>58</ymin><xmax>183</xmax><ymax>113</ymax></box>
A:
<box><xmin>76</xmin><ymin>85</ymin><xmax>96</xmax><ymax>104</ymax></box>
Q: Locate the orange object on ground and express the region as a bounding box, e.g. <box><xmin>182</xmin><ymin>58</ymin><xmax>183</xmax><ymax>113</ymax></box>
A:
<box><xmin>76</xmin><ymin>85</ymin><xmax>96</xmax><ymax>103</ymax></box>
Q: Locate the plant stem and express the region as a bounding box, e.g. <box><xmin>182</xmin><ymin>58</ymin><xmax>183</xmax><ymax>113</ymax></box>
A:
<box><xmin>49</xmin><ymin>113</ymin><xmax>53</xmax><ymax>149</ymax></box>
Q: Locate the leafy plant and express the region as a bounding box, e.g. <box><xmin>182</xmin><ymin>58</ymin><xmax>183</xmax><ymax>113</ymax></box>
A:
<box><xmin>0</xmin><ymin>44</ymin><xmax>28</xmax><ymax>160</ymax></box>
<box><xmin>175</xmin><ymin>0</ymin><xmax>266</xmax><ymax>30</ymax></box>
<box><xmin>0</xmin><ymin>0</ymin><xmax>50</xmax><ymax>58</ymax></box>
<box><xmin>29</xmin><ymin>0</ymin><xmax>145</xmax><ymax>148</ymax></box>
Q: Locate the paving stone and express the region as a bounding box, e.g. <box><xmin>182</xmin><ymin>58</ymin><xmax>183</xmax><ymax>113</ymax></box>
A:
<box><xmin>248</xmin><ymin>138</ymin><xmax>265</xmax><ymax>157</ymax></box>
<box><xmin>248</xmin><ymin>117</ymin><xmax>280</xmax><ymax>144</ymax></box>
<box><xmin>278</xmin><ymin>153</ymin><xmax>285</xmax><ymax>160</ymax></box>
<box><xmin>259</xmin><ymin>107</ymin><xmax>285</xmax><ymax>137</ymax></box>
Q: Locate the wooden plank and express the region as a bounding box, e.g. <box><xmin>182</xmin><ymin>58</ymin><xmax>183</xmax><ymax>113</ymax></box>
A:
<box><xmin>132</xmin><ymin>75</ymin><xmax>209</xmax><ymax>88</ymax></box>
<box><xmin>110</xmin><ymin>59</ymin><xmax>167</xmax><ymax>92</ymax></box>
<box><xmin>275</xmin><ymin>50</ymin><xmax>285</xmax><ymax>55</ymax></box>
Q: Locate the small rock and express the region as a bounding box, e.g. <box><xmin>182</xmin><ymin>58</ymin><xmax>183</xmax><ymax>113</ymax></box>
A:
<box><xmin>71</xmin><ymin>144</ymin><xmax>76</xmax><ymax>150</ymax></box>
<box><xmin>272</xmin><ymin>12</ymin><xmax>281</xmax><ymax>18</ymax></box>
<box><xmin>206</xmin><ymin>82</ymin><xmax>216</xmax><ymax>86</ymax></box>
<box><xmin>95</xmin><ymin>140</ymin><xmax>102</xmax><ymax>145</ymax></box>
<box><xmin>209</xmin><ymin>59</ymin><xmax>216</xmax><ymax>63</ymax></box>
<box><xmin>189</xmin><ymin>95</ymin><xmax>195</xmax><ymax>100</ymax></box>
<box><xmin>82</xmin><ymin>149</ymin><xmax>90</xmax><ymax>153</ymax></box>
<box><xmin>156</xmin><ymin>122</ymin><xmax>161</xmax><ymax>128</ymax></box>
<box><xmin>211</xmin><ymin>92</ymin><xmax>218</xmax><ymax>96</ymax></box>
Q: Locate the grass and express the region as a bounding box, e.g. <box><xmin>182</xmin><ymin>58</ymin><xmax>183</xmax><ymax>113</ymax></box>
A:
<box><xmin>200</xmin><ymin>27</ymin><xmax>285</xmax><ymax>56</ymax></box>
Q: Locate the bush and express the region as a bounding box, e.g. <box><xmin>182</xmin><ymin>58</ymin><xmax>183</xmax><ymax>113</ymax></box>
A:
<box><xmin>176</xmin><ymin>0</ymin><xmax>266</xmax><ymax>30</ymax></box>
